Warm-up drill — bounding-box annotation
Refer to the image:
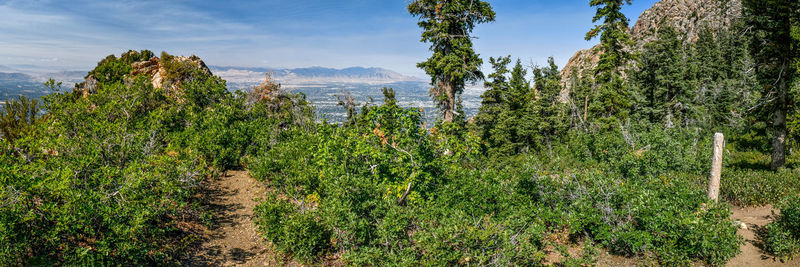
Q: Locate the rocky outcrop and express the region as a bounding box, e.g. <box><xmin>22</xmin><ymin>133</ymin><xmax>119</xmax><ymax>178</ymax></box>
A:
<box><xmin>631</xmin><ymin>0</ymin><xmax>741</xmax><ymax>45</ymax></box>
<box><xmin>130</xmin><ymin>54</ymin><xmax>212</xmax><ymax>93</ymax></box>
<box><xmin>558</xmin><ymin>0</ymin><xmax>742</xmax><ymax>102</ymax></box>
<box><xmin>77</xmin><ymin>51</ymin><xmax>212</xmax><ymax>100</ymax></box>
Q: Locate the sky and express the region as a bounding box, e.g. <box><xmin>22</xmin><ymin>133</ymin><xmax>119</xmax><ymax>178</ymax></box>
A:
<box><xmin>0</xmin><ymin>0</ymin><xmax>659</xmax><ymax>76</ymax></box>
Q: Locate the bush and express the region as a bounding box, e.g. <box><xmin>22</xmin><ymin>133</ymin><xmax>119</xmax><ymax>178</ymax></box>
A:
<box><xmin>764</xmin><ymin>196</ymin><xmax>800</xmax><ymax>258</ymax></box>
<box><xmin>0</xmin><ymin>51</ymin><xmax>248</xmax><ymax>264</ymax></box>
<box><xmin>254</xmin><ymin>193</ymin><xmax>330</xmax><ymax>262</ymax></box>
<box><xmin>248</xmin><ymin>95</ymin><xmax>744</xmax><ymax>265</ymax></box>
<box><xmin>0</xmin><ymin>95</ymin><xmax>40</xmax><ymax>144</ymax></box>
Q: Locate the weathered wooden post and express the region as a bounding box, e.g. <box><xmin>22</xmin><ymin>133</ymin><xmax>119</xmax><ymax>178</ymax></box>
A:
<box><xmin>708</xmin><ymin>133</ymin><xmax>724</xmax><ymax>202</ymax></box>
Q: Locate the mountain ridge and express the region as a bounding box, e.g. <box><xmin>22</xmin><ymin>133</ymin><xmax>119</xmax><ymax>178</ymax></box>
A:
<box><xmin>558</xmin><ymin>0</ymin><xmax>743</xmax><ymax>102</ymax></box>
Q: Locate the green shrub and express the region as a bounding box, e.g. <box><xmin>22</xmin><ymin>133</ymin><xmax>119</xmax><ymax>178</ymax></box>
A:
<box><xmin>0</xmin><ymin>95</ymin><xmax>40</xmax><ymax>144</ymax></box>
<box><xmin>0</xmin><ymin>51</ymin><xmax>248</xmax><ymax>264</ymax></box>
<box><xmin>248</xmin><ymin>97</ymin><xmax>744</xmax><ymax>265</ymax></box>
<box><xmin>764</xmin><ymin>196</ymin><xmax>800</xmax><ymax>258</ymax></box>
<box><xmin>254</xmin><ymin>193</ymin><xmax>330</xmax><ymax>262</ymax></box>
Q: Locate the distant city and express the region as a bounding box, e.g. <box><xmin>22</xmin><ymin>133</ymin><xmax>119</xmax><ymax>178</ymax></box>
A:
<box><xmin>0</xmin><ymin>64</ymin><xmax>485</xmax><ymax>122</ymax></box>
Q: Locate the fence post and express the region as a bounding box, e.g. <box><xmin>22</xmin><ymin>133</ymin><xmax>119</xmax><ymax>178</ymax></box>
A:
<box><xmin>708</xmin><ymin>133</ymin><xmax>724</xmax><ymax>202</ymax></box>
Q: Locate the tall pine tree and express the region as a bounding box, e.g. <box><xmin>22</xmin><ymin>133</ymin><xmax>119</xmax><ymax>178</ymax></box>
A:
<box><xmin>585</xmin><ymin>0</ymin><xmax>634</xmax><ymax>128</ymax></box>
<box><xmin>744</xmin><ymin>0</ymin><xmax>800</xmax><ymax>169</ymax></box>
<box><xmin>408</xmin><ymin>0</ymin><xmax>495</xmax><ymax>124</ymax></box>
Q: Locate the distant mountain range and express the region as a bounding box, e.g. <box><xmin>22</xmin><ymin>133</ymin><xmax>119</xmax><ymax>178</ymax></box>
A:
<box><xmin>210</xmin><ymin>66</ymin><xmax>425</xmax><ymax>89</ymax></box>
<box><xmin>0</xmin><ymin>64</ymin><xmax>425</xmax><ymax>91</ymax></box>
<box><xmin>0</xmin><ymin>65</ymin><xmax>86</xmax><ymax>84</ymax></box>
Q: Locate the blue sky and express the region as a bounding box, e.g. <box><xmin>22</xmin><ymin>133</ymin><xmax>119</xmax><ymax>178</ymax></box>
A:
<box><xmin>0</xmin><ymin>0</ymin><xmax>658</xmax><ymax>76</ymax></box>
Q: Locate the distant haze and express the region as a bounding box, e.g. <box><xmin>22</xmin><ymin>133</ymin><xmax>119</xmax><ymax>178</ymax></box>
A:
<box><xmin>0</xmin><ymin>0</ymin><xmax>657</xmax><ymax>76</ymax></box>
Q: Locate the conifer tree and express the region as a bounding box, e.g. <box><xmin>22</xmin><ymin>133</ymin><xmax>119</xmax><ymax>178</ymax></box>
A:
<box><xmin>475</xmin><ymin>56</ymin><xmax>511</xmax><ymax>145</ymax></box>
<box><xmin>634</xmin><ymin>25</ymin><xmax>694</xmax><ymax>128</ymax></box>
<box><xmin>585</xmin><ymin>0</ymin><xmax>634</xmax><ymax>127</ymax></box>
<box><xmin>523</xmin><ymin>57</ymin><xmax>567</xmax><ymax>149</ymax></box>
<box><xmin>508</xmin><ymin>59</ymin><xmax>530</xmax><ymax>112</ymax></box>
<box><xmin>744</xmin><ymin>0</ymin><xmax>800</xmax><ymax>169</ymax></box>
<box><xmin>408</xmin><ymin>0</ymin><xmax>495</xmax><ymax>123</ymax></box>
<box><xmin>495</xmin><ymin>59</ymin><xmax>531</xmax><ymax>153</ymax></box>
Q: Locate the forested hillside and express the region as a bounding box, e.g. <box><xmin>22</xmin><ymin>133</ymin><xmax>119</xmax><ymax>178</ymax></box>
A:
<box><xmin>1</xmin><ymin>0</ymin><xmax>799</xmax><ymax>265</ymax></box>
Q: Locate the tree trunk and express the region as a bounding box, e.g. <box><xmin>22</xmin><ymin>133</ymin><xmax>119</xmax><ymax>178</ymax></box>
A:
<box><xmin>441</xmin><ymin>80</ymin><xmax>456</xmax><ymax>123</ymax></box>
<box><xmin>771</xmin><ymin>75</ymin><xmax>788</xmax><ymax>170</ymax></box>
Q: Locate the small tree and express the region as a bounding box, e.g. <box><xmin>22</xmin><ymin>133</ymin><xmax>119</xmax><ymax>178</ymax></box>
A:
<box><xmin>475</xmin><ymin>56</ymin><xmax>511</xmax><ymax>150</ymax></box>
<box><xmin>408</xmin><ymin>0</ymin><xmax>495</xmax><ymax>124</ymax></box>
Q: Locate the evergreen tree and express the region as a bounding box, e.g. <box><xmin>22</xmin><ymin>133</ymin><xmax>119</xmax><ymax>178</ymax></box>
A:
<box><xmin>585</xmin><ymin>0</ymin><xmax>634</xmax><ymax>128</ymax></box>
<box><xmin>696</xmin><ymin>25</ymin><xmax>759</xmax><ymax>131</ymax></box>
<box><xmin>494</xmin><ymin>59</ymin><xmax>531</xmax><ymax>153</ymax></box>
<box><xmin>508</xmin><ymin>59</ymin><xmax>530</xmax><ymax>111</ymax></box>
<box><xmin>474</xmin><ymin>57</ymin><xmax>535</xmax><ymax>155</ymax></box>
<box><xmin>634</xmin><ymin>25</ymin><xmax>695</xmax><ymax>128</ymax></box>
<box><xmin>522</xmin><ymin>57</ymin><xmax>567</xmax><ymax>150</ymax></box>
<box><xmin>408</xmin><ymin>0</ymin><xmax>495</xmax><ymax>124</ymax></box>
<box><xmin>744</xmin><ymin>0</ymin><xmax>800</xmax><ymax>169</ymax></box>
<box><xmin>475</xmin><ymin>56</ymin><xmax>511</xmax><ymax>147</ymax></box>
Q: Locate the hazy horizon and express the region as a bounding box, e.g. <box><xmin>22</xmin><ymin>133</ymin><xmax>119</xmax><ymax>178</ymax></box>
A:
<box><xmin>1</xmin><ymin>0</ymin><xmax>658</xmax><ymax>76</ymax></box>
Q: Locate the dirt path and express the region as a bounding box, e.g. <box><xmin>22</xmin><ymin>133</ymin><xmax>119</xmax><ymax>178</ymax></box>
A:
<box><xmin>727</xmin><ymin>205</ymin><xmax>800</xmax><ymax>267</ymax></box>
<box><xmin>184</xmin><ymin>170</ymin><xmax>281</xmax><ymax>266</ymax></box>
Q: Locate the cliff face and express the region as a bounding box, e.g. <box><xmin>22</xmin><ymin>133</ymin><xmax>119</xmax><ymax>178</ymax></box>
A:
<box><xmin>558</xmin><ymin>0</ymin><xmax>742</xmax><ymax>102</ymax></box>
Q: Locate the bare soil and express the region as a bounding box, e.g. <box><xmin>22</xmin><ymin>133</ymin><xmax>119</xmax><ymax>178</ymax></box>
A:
<box><xmin>727</xmin><ymin>205</ymin><xmax>800</xmax><ymax>267</ymax></box>
<box><xmin>183</xmin><ymin>170</ymin><xmax>289</xmax><ymax>266</ymax></box>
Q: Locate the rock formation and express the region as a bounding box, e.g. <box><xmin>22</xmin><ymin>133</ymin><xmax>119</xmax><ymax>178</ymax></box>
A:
<box><xmin>558</xmin><ymin>0</ymin><xmax>743</xmax><ymax>102</ymax></box>
<box><xmin>77</xmin><ymin>51</ymin><xmax>212</xmax><ymax>100</ymax></box>
<box><xmin>130</xmin><ymin>54</ymin><xmax>212</xmax><ymax>98</ymax></box>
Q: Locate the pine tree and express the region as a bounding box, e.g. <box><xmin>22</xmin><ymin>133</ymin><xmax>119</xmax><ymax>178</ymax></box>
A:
<box><xmin>474</xmin><ymin>57</ymin><xmax>535</xmax><ymax>154</ymax></box>
<box><xmin>585</xmin><ymin>0</ymin><xmax>634</xmax><ymax>128</ymax></box>
<box><xmin>508</xmin><ymin>59</ymin><xmax>530</xmax><ymax>112</ymax></box>
<box><xmin>522</xmin><ymin>57</ymin><xmax>567</xmax><ymax>149</ymax></box>
<box><xmin>634</xmin><ymin>25</ymin><xmax>694</xmax><ymax>128</ymax></box>
<box><xmin>408</xmin><ymin>0</ymin><xmax>495</xmax><ymax>124</ymax></box>
<box><xmin>744</xmin><ymin>0</ymin><xmax>800</xmax><ymax>169</ymax></box>
<box><xmin>475</xmin><ymin>56</ymin><xmax>511</xmax><ymax>146</ymax></box>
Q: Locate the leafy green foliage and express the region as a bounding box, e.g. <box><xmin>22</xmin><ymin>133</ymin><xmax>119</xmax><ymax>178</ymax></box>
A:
<box><xmin>249</xmin><ymin>89</ymin><xmax>743</xmax><ymax>265</ymax></box>
<box><xmin>0</xmin><ymin>95</ymin><xmax>40</xmax><ymax>144</ymax></box>
<box><xmin>0</xmin><ymin>50</ymin><xmax>265</xmax><ymax>265</ymax></box>
<box><xmin>763</xmin><ymin>196</ymin><xmax>800</xmax><ymax>258</ymax></box>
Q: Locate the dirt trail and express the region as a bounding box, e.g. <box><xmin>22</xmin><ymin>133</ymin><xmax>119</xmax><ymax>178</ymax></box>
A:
<box><xmin>184</xmin><ymin>170</ymin><xmax>282</xmax><ymax>266</ymax></box>
<box><xmin>727</xmin><ymin>205</ymin><xmax>800</xmax><ymax>267</ymax></box>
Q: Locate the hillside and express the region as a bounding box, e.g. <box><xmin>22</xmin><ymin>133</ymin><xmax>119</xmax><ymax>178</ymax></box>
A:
<box><xmin>558</xmin><ymin>0</ymin><xmax>743</xmax><ymax>101</ymax></box>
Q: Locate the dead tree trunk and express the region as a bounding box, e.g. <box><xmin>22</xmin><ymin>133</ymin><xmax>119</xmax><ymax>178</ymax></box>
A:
<box><xmin>708</xmin><ymin>133</ymin><xmax>724</xmax><ymax>202</ymax></box>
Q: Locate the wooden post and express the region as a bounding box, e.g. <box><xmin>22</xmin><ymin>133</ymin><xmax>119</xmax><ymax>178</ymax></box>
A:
<box><xmin>708</xmin><ymin>133</ymin><xmax>724</xmax><ymax>202</ymax></box>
